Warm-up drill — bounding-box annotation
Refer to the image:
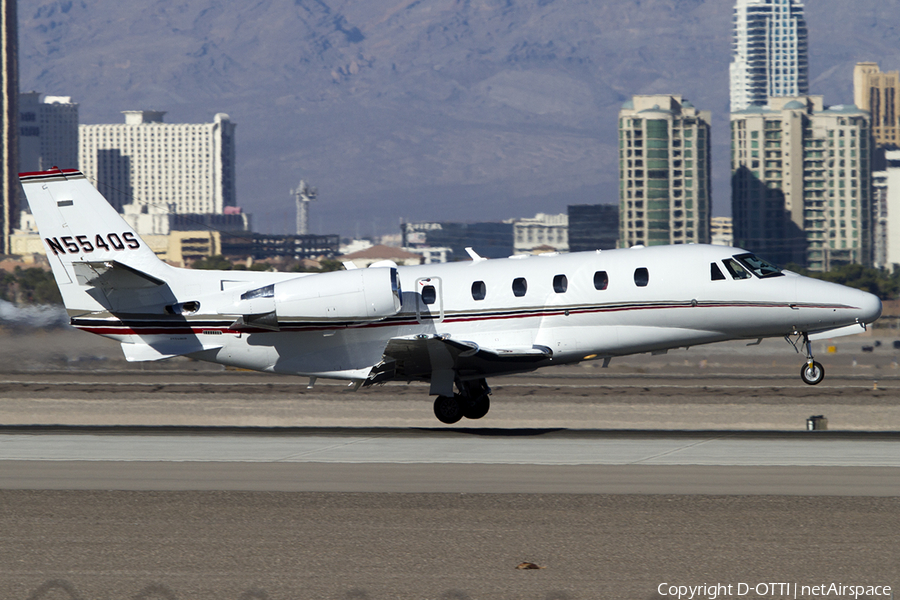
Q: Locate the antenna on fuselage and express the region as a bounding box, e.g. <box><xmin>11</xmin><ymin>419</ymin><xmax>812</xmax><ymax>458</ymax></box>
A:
<box><xmin>465</xmin><ymin>247</ymin><xmax>486</xmax><ymax>262</ymax></box>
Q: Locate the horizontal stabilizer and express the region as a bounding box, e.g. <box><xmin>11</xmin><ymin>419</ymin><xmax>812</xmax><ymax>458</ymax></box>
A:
<box><xmin>121</xmin><ymin>341</ymin><xmax>223</xmax><ymax>362</ymax></box>
<box><xmin>70</xmin><ymin>260</ymin><xmax>175</xmax><ymax>313</ymax></box>
<box><xmin>73</xmin><ymin>260</ymin><xmax>166</xmax><ymax>289</ymax></box>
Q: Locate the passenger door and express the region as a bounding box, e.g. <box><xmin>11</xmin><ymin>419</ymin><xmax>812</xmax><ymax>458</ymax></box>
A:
<box><xmin>415</xmin><ymin>277</ymin><xmax>443</xmax><ymax>323</ymax></box>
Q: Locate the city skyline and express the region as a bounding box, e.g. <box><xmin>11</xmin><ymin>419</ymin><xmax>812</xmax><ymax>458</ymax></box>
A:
<box><xmin>16</xmin><ymin>1</ymin><xmax>900</xmax><ymax>239</ymax></box>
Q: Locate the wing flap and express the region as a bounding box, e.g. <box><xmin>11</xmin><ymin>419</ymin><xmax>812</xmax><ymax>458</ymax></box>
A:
<box><xmin>440</xmin><ymin>337</ymin><xmax>552</xmax><ymax>358</ymax></box>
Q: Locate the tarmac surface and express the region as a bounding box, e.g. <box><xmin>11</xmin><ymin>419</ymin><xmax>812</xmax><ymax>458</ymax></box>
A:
<box><xmin>1</xmin><ymin>328</ymin><xmax>899</xmax><ymax>599</ymax></box>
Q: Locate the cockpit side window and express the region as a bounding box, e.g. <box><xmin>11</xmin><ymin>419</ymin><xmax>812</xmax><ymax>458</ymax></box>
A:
<box><xmin>723</xmin><ymin>259</ymin><xmax>752</xmax><ymax>280</ymax></box>
<box><xmin>711</xmin><ymin>262</ymin><xmax>726</xmax><ymax>281</ymax></box>
<box><xmin>734</xmin><ymin>253</ymin><xmax>784</xmax><ymax>278</ymax></box>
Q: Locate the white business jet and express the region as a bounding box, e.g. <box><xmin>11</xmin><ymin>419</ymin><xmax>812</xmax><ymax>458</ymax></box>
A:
<box><xmin>21</xmin><ymin>169</ymin><xmax>883</xmax><ymax>423</ymax></box>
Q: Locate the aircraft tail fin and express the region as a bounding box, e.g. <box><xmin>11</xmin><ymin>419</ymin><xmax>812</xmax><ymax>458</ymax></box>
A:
<box><xmin>19</xmin><ymin>169</ymin><xmax>175</xmax><ymax>314</ymax></box>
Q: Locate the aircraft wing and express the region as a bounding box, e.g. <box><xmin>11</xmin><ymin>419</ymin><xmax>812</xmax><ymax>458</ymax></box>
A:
<box><xmin>367</xmin><ymin>335</ymin><xmax>553</xmax><ymax>394</ymax></box>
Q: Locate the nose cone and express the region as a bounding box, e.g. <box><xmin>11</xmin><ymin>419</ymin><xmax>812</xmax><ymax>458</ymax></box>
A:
<box><xmin>854</xmin><ymin>289</ymin><xmax>883</xmax><ymax>324</ymax></box>
<box><xmin>796</xmin><ymin>276</ymin><xmax>883</xmax><ymax>331</ymax></box>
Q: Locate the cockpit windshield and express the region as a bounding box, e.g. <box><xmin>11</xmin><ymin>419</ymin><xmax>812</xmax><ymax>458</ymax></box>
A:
<box><xmin>734</xmin><ymin>253</ymin><xmax>784</xmax><ymax>278</ymax></box>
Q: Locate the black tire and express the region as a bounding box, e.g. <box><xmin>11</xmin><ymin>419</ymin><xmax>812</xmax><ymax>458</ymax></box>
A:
<box><xmin>433</xmin><ymin>395</ymin><xmax>463</xmax><ymax>424</ymax></box>
<box><xmin>800</xmin><ymin>361</ymin><xmax>825</xmax><ymax>385</ymax></box>
<box><xmin>463</xmin><ymin>394</ymin><xmax>490</xmax><ymax>420</ymax></box>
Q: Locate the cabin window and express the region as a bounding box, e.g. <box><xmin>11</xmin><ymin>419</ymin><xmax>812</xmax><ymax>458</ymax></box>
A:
<box><xmin>471</xmin><ymin>281</ymin><xmax>486</xmax><ymax>301</ymax></box>
<box><xmin>711</xmin><ymin>263</ymin><xmax>726</xmax><ymax>281</ymax></box>
<box><xmin>421</xmin><ymin>285</ymin><xmax>437</xmax><ymax>304</ymax></box>
<box><xmin>724</xmin><ymin>259</ymin><xmax>752</xmax><ymax>280</ymax></box>
<box><xmin>512</xmin><ymin>277</ymin><xmax>527</xmax><ymax>297</ymax></box>
<box><xmin>634</xmin><ymin>267</ymin><xmax>649</xmax><ymax>287</ymax></box>
<box><xmin>593</xmin><ymin>271</ymin><xmax>609</xmax><ymax>290</ymax></box>
<box><xmin>553</xmin><ymin>274</ymin><xmax>568</xmax><ymax>293</ymax></box>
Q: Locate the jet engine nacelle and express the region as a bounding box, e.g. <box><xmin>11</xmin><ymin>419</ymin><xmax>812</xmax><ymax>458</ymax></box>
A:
<box><xmin>232</xmin><ymin>267</ymin><xmax>402</xmax><ymax>325</ymax></box>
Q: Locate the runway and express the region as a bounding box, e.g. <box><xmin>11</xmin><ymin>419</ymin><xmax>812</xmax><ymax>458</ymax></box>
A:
<box><xmin>3</xmin><ymin>427</ymin><xmax>900</xmax><ymax>466</ymax></box>
<box><xmin>2</xmin><ymin>427</ymin><xmax>898</xmax><ymax>496</ymax></box>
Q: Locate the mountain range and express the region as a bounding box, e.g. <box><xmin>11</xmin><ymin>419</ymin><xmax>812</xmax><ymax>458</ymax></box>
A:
<box><xmin>18</xmin><ymin>0</ymin><xmax>900</xmax><ymax>237</ymax></box>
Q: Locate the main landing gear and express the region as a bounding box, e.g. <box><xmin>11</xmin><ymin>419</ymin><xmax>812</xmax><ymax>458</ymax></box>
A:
<box><xmin>788</xmin><ymin>332</ymin><xmax>825</xmax><ymax>385</ymax></box>
<box><xmin>433</xmin><ymin>379</ymin><xmax>491</xmax><ymax>424</ymax></box>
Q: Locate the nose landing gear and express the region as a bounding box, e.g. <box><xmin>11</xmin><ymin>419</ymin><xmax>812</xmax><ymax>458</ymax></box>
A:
<box><xmin>787</xmin><ymin>332</ymin><xmax>825</xmax><ymax>385</ymax></box>
<box><xmin>800</xmin><ymin>359</ymin><xmax>825</xmax><ymax>385</ymax></box>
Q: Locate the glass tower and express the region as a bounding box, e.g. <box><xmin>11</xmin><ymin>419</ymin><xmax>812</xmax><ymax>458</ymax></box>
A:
<box><xmin>730</xmin><ymin>0</ymin><xmax>809</xmax><ymax>112</ymax></box>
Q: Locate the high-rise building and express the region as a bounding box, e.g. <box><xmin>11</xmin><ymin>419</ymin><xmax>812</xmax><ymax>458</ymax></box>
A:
<box><xmin>853</xmin><ymin>62</ymin><xmax>899</xmax><ymax>149</ymax></box>
<box><xmin>1</xmin><ymin>0</ymin><xmax>18</xmax><ymax>255</ymax></box>
<box><xmin>618</xmin><ymin>95</ymin><xmax>711</xmax><ymax>248</ymax></box>
<box><xmin>730</xmin><ymin>0</ymin><xmax>809</xmax><ymax>112</ymax></box>
<box><xmin>731</xmin><ymin>96</ymin><xmax>872</xmax><ymax>271</ymax></box>
<box><xmin>79</xmin><ymin>111</ymin><xmax>236</xmax><ymax>214</ymax></box>
<box><xmin>871</xmin><ymin>150</ymin><xmax>900</xmax><ymax>269</ymax></box>
<box><xmin>18</xmin><ymin>93</ymin><xmax>79</xmax><ymax>172</ymax></box>
<box><xmin>567</xmin><ymin>204</ymin><xmax>618</xmax><ymax>252</ymax></box>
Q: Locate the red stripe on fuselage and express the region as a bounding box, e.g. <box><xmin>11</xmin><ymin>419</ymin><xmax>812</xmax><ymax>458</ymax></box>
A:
<box><xmin>72</xmin><ymin>301</ymin><xmax>855</xmax><ymax>336</ymax></box>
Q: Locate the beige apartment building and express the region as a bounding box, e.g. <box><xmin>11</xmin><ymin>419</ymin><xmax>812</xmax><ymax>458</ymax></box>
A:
<box><xmin>731</xmin><ymin>96</ymin><xmax>871</xmax><ymax>271</ymax></box>
<box><xmin>618</xmin><ymin>95</ymin><xmax>711</xmax><ymax>248</ymax></box>
<box><xmin>854</xmin><ymin>62</ymin><xmax>899</xmax><ymax>148</ymax></box>
<box><xmin>79</xmin><ymin>111</ymin><xmax>236</xmax><ymax>214</ymax></box>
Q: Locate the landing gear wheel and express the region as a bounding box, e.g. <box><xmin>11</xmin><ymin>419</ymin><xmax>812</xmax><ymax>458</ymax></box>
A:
<box><xmin>433</xmin><ymin>395</ymin><xmax>463</xmax><ymax>424</ymax></box>
<box><xmin>800</xmin><ymin>361</ymin><xmax>825</xmax><ymax>385</ymax></box>
<box><xmin>463</xmin><ymin>394</ymin><xmax>490</xmax><ymax>420</ymax></box>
